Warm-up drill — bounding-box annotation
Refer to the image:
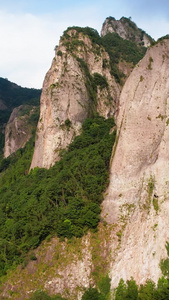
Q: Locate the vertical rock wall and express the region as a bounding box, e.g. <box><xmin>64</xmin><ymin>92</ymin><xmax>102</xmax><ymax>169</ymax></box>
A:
<box><xmin>102</xmin><ymin>40</ymin><xmax>169</xmax><ymax>287</ymax></box>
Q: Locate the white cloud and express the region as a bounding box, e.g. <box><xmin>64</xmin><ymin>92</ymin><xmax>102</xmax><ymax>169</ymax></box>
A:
<box><xmin>0</xmin><ymin>4</ymin><xmax>102</xmax><ymax>89</ymax></box>
<box><xmin>0</xmin><ymin>11</ymin><xmax>62</xmax><ymax>88</ymax></box>
<box><xmin>1</xmin><ymin>3</ymin><xmax>169</xmax><ymax>89</ymax></box>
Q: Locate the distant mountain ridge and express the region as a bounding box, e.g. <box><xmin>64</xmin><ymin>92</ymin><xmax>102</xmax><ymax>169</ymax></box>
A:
<box><xmin>0</xmin><ymin>77</ymin><xmax>41</xmax><ymax>154</ymax></box>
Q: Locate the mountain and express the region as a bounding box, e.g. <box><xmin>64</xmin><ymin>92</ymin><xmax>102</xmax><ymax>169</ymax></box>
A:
<box><xmin>30</xmin><ymin>27</ymin><xmax>121</xmax><ymax>169</ymax></box>
<box><xmin>0</xmin><ymin>77</ymin><xmax>41</xmax><ymax>155</ymax></box>
<box><xmin>30</xmin><ymin>23</ymin><xmax>148</xmax><ymax>169</ymax></box>
<box><xmin>102</xmin><ymin>38</ymin><xmax>169</xmax><ymax>287</ymax></box>
<box><xmin>1</xmin><ymin>17</ymin><xmax>169</xmax><ymax>300</ymax></box>
<box><xmin>4</xmin><ymin>105</ymin><xmax>39</xmax><ymax>157</ymax></box>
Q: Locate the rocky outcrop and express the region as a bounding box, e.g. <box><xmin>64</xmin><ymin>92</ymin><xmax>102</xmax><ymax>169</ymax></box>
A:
<box><xmin>4</xmin><ymin>105</ymin><xmax>37</xmax><ymax>157</ymax></box>
<box><xmin>0</xmin><ymin>224</ymin><xmax>115</xmax><ymax>300</ymax></box>
<box><xmin>102</xmin><ymin>39</ymin><xmax>169</xmax><ymax>287</ymax></box>
<box><xmin>30</xmin><ymin>28</ymin><xmax>120</xmax><ymax>169</ymax></box>
<box><xmin>101</xmin><ymin>17</ymin><xmax>154</xmax><ymax>47</ymax></box>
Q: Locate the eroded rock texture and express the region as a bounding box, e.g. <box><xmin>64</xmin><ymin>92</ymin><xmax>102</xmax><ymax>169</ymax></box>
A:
<box><xmin>102</xmin><ymin>39</ymin><xmax>169</xmax><ymax>287</ymax></box>
<box><xmin>101</xmin><ymin>17</ymin><xmax>153</xmax><ymax>47</ymax></box>
<box><xmin>4</xmin><ymin>105</ymin><xmax>37</xmax><ymax>157</ymax></box>
<box><xmin>30</xmin><ymin>29</ymin><xmax>120</xmax><ymax>169</ymax></box>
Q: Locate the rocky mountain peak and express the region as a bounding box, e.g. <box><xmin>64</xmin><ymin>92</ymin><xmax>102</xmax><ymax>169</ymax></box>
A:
<box><xmin>101</xmin><ymin>16</ymin><xmax>154</xmax><ymax>47</ymax></box>
<box><xmin>30</xmin><ymin>27</ymin><xmax>120</xmax><ymax>169</ymax></box>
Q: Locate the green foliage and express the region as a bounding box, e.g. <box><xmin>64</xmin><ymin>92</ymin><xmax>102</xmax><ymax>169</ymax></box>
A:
<box><xmin>115</xmin><ymin>279</ymin><xmax>127</xmax><ymax>300</ymax></box>
<box><xmin>153</xmin><ymin>197</ymin><xmax>159</xmax><ymax>213</ymax></box>
<box><xmin>101</xmin><ymin>33</ymin><xmax>147</xmax><ymax>84</ymax></box>
<box><xmin>0</xmin><ymin>116</ymin><xmax>116</xmax><ymax>277</ymax></box>
<box><xmin>82</xmin><ymin>287</ymin><xmax>105</xmax><ymax>300</ymax></box>
<box><xmin>160</xmin><ymin>258</ymin><xmax>169</xmax><ymax>278</ymax></box>
<box><xmin>62</xmin><ymin>26</ymin><xmax>101</xmax><ymax>45</ymax></box>
<box><xmin>64</xmin><ymin>119</ymin><xmax>72</xmax><ymax>129</ymax></box>
<box><xmin>148</xmin><ymin>176</ymin><xmax>155</xmax><ymax>195</ymax></box>
<box><xmin>126</xmin><ymin>278</ymin><xmax>138</xmax><ymax>300</ymax></box>
<box><xmin>93</xmin><ymin>73</ymin><xmax>108</xmax><ymax>90</ymax></box>
<box><xmin>166</xmin><ymin>242</ymin><xmax>169</xmax><ymax>257</ymax></box>
<box><xmin>29</xmin><ymin>290</ymin><xmax>67</xmax><ymax>300</ymax></box>
<box><xmin>139</xmin><ymin>280</ymin><xmax>156</xmax><ymax>300</ymax></box>
<box><xmin>57</xmin><ymin>50</ymin><xmax>63</xmax><ymax>56</ymax></box>
<box><xmin>76</xmin><ymin>57</ymin><xmax>97</xmax><ymax>116</ymax></box>
<box><xmin>115</xmin><ymin>276</ymin><xmax>169</xmax><ymax>300</ymax></box>
<box><xmin>29</xmin><ymin>290</ymin><xmax>51</xmax><ymax>300</ymax></box>
<box><xmin>98</xmin><ymin>274</ymin><xmax>111</xmax><ymax>298</ymax></box>
<box><xmin>157</xmin><ymin>277</ymin><xmax>169</xmax><ymax>300</ymax></box>
<box><xmin>148</xmin><ymin>57</ymin><xmax>153</xmax><ymax>70</ymax></box>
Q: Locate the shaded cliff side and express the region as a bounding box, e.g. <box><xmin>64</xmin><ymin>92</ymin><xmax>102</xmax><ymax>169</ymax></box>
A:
<box><xmin>4</xmin><ymin>105</ymin><xmax>39</xmax><ymax>157</ymax></box>
<box><xmin>0</xmin><ymin>77</ymin><xmax>40</xmax><ymax>154</ymax></box>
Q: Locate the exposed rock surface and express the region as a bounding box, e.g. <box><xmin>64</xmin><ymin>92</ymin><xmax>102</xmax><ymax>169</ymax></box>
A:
<box><xmin>101</xmin><ymin>17</ymin><xmax>154</xmax><ymax>47</ymax></box>
<box><xmin>31</xmin><ymin>29</ymin><xmax>120</xmax><ymax>169</ymax></box>
<box><xmin>102</xmin><ymin>39</ymin><xmax>169</xmax><ymax>287</ymax></box>
<box><xmin>0</xmin><ymin>224</ymin><xmax>116</xmax><ymax>300</ymax></box>
<box><xmin>4</xmin><ymin>105</ymin><xmax>37</xmax><ymax>157</ymax></box>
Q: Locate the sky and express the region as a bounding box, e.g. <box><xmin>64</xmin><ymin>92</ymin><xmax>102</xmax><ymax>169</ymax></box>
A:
<box><xmin>1</xmin><ymin>0</ymin><xmax>169</xmax><ymax>89</ymax></box>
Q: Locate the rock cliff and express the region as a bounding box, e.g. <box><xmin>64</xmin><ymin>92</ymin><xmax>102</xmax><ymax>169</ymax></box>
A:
<box><xmin>4</xmin><ymin>105</ymin><xmax>38</xmax><ymax>157</ymax></box>
<box><xmin>102</xmin><ymin>39</ymin><xmax>169</xmax><ymax>287</ymax></box>
<box><xmin>30</xmin><ymin>28</ymin><xmax>120</xmax><ymax>169</ymax></box>
<box><xmin>101</xmin><ymin>17</ymin><xmax>154</xmax><ymax>47</ymax></box>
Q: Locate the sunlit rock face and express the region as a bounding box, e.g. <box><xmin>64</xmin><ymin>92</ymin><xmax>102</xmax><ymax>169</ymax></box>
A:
<box><xmin>102</xmin><ymin>40</ymin><xmax>169</xmax><ymax>287</ymax></box>
<box><xmin>30</xmin><ymin>29</ymin><xmax>120</xmax><ymax>169</ymax></box>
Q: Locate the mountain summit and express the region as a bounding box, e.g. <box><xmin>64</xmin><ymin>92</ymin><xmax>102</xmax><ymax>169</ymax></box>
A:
<box><xmin>101</xmin><ymin>16</ymin><xmax>154</xmax><ymax>47</ymax></box>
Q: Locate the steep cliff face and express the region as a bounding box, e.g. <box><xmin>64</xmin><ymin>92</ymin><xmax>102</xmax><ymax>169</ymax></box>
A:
<box><xmin>30</xmin><ymin>28</ymin><xmax>120</xmax><ymax>169</ymax></box>
<box><xmin>102</xmin><ymin>39</ymin><xmax>169</xmax><ymax>287</ymax></box>
<box><xmin>4</xmin><ymin>105</ymin><xmax>38</xmax><ymax>157</ymax></box>
<box><xmin>101</xmin><ymin>17</ymin><xmax>153</xmax><ymax>47</ymax></box>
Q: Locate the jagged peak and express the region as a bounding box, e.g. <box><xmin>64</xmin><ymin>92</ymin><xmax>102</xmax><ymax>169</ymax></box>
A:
<box><xmin>101</xmin><ymin>16</ymin><xmax>154</xmax><ymax>47</ymax></box>
<box><xmin>61</xmin><ymin>26</ymin><xmax>101</xmax><ymax>44</ymax></box>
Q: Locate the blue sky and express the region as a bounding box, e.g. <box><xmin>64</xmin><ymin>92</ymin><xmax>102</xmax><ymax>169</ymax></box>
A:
<box><xmin>1</xmin><ymin>0</ymin><xmax>169</xmax><ymax>88</ymax></box>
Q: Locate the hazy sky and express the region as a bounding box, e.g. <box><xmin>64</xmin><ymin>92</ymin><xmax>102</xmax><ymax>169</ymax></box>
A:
<box><xmin>1</xmin><ymin>0</ymin><xmax>169</xmax><ymax>89</ymax></box>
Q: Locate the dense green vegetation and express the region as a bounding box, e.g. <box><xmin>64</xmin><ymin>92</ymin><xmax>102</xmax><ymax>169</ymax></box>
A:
<box><xmin>61</xmin><ymin>26</ymin><xmax>101</xmax><ymax>45</ymax></box>
<box><xmin>101</xmin><ymin>33</ymin><xmax>147</xmax><ymax>83</ymax></box>
<box><xmin>0</xmin><ymin>116</ymin><xmax>116</xmax><ymax>277</ymax></box>
<box><xmin>28</xmin><ymin>290</ymin><xmax>67</xmax><ymax>300</ymax></box>
<box><xmin>114</xmin><ymin>277</ymin><xmax>169</xmax><ymax>300</ymax></box>
<box><xmin>0</xmin><ymin>77</ymin><xmax>41</xmax><ymax>109</ymax></box>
